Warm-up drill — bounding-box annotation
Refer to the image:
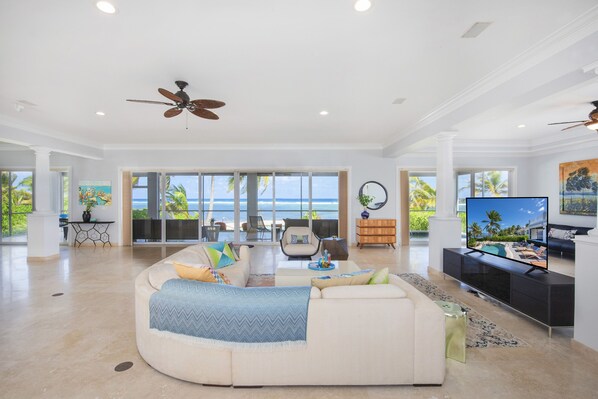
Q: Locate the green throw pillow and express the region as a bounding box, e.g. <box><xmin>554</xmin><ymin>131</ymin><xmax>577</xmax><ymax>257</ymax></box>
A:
<box><xmin>203</xmin><ymin>242</ymin><xmax>236</xmax><ymax>269</ymax></box>
<box><xmin>368</xmin><ymin>267</ymin><xmax>389</xmax><ymax>284</ymax></box>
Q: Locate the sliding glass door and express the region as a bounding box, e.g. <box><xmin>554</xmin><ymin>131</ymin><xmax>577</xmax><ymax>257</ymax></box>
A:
<box><xmin>131</xmin><ymin>170</ymin><xmax>341</xmax><ymax>244</ymax></box>
<box><xmin>408</xmin><ymin>173</ymin><xmax>436</xmax><ymax>242</ymax></box>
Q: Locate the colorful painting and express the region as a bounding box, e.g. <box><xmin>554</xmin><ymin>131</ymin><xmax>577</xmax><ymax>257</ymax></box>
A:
<box><xmin>79</xmin><ymin>180</ymin><xmax>112</xmax><ymax>206</ymax></box>
<box><xmin>559</xmin><ymin>159</ymin><xmax>598</xmax><ymax>216</ymax></box>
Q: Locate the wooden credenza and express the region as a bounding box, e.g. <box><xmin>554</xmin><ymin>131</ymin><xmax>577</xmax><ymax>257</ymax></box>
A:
<box><xmin>356</xmin><ymin>218</ymin><xmax>396</xmax><ymax>248</ymax></box>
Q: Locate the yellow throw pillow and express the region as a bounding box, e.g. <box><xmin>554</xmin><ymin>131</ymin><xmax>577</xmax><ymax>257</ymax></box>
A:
<box><xmin>173</xmin><ymin>262</ymin><xmax>217</xmax><ymax>283</ymax></box>
<box><xmin>172</xmin><ymin>262</ymin><xmax>231</xmax><ymax>285</ymax></box>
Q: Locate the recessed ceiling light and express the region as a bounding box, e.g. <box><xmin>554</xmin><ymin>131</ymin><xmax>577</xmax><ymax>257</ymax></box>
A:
<box><xmin>392</xmin><ymin>98</ymin><xmax>406</xmax><ymax>105</ymax></box>
<box><xmin>319</xmin><ymin>110</ymin><xmax>329</xmax><ymax>116</ymax></box>
<box><xmin>354</xmin><ymin>0</ymin><xmax>371</xmax><ymax>12</ymax></box>
<box><xmin>461</xmin><ymin>22</ymin><xmax>492</xmax><ymax>38</ymax></box>
<box><xmin>96</xmin><ymin>111</ymin><xmax>106</xmax><ymax>116</ymax></box>
<box><xmin>517</xmin><ymin>124</ymin><xmax>526</xmax><ymax>128</ymax></box>
<box><xmin>96</xmin><ymin>1</ymin><xmax>116</xmax><ymax>14</ymax></box>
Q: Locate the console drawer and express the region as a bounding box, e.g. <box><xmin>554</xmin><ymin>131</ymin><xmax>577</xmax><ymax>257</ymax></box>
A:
<box><xmin>512</xmin><ymin>276</ymin><xmax>547</xmax><ymax>302</ymax></box>
<box><xmin>511</xmin><ymin>291</ymin><xmax>548</xmax><ymax>324</ymax></box>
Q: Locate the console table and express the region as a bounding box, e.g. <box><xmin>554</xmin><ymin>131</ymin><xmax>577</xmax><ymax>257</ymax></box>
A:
<box><xmin>70</xmin><ymin>221</ymin><xmax>115</xmax><ymax>247</ymax></box>
<box><xmin>356</xmin><ymin>218</ymin><xmax>396</xmax><ymax>248</ymax></box>
<box><xmin>443</xmin><ymin>248</ymin><xmax>574</xmax><ymax>336</ymax></box>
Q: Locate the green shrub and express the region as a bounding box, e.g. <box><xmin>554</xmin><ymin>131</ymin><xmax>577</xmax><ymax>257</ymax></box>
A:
<box><xmin>485</xmin><ymin>235</ymin><xmax>528</xmax><ymax>242</ymax></box>
<box><xmin>409</xmin><ymin>211</ymin><xmax>434</xmax><ymax>231</ymax></box>
<box><xmin>132</xmin><ymin>208</ymin><xmax>148</xmax><ymax>219</ymax></box>
<box><xmin>467</xmin><ymin>238</ymin><xmax>477</xmax><ymax>247</ymax></box>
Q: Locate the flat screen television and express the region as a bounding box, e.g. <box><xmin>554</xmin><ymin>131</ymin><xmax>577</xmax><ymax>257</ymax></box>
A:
<box><xmin>466</xmin><ymin>197</ymin><xmax>548</xmax><ymax>274</ymax></box>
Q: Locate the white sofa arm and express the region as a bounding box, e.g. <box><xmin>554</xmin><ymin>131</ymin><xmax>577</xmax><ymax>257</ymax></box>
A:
<box><xmin>389</xmin><ymin>274</ymin><xmax>446</xmax><ymax>384</ymax></box>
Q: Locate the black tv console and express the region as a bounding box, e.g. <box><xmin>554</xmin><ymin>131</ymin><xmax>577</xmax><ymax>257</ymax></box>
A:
<box><xmin>443</xmin><ymin>248</ymin><xmax>574</xmax><ymax>336</ymax></box>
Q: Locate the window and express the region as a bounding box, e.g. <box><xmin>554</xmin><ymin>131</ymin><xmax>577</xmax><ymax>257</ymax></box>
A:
<box><xmin>457</xmin><ymin>170</ymin><xmax>512</xmax><ymax>236</ymax></box>
<box><xmin>130</xmin><ymin>170</ymin><xmax>341</xmax><ymax>244</ymax></box>
<box><xmin>1</xmin><ymin>171</ymin><xmax>34</xmax><ymax>243</ymax></box>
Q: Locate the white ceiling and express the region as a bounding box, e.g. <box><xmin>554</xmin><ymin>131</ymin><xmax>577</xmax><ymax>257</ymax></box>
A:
<box><xmin>0</xmin><ymin>0</ymin><xmax>597</xmax><ymax>153</ymax></box>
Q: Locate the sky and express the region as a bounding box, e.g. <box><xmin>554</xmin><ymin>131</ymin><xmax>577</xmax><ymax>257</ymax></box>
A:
<box><xmin>467</xmin><ymin>197</ymin><xmax>547</xmax><ymax>228</ymax></box>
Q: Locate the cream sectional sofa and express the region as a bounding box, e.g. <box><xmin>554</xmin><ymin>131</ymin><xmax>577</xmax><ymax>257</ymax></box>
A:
<box><xmin>135</xmin><ymin>244</ymin><xmax>446</xmax><ymax>386</ymax></box>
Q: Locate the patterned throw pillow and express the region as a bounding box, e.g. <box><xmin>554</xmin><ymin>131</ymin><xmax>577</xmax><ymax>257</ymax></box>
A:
<box><xmin>173</xmin><ymin>262</ymin><xmax>231</xmax><ymax>285</ymax></box>
<box><xmin>203</xmin><ymin>242</ymin><xmax>237</xmax><ymax>269</ymax></box>
<box><xmin>311</xmin><ymin>269</ymin><xmax>375</xmax><ymax>289</ymax></box>
<box><xmin>368</xmin><ymin>267</ymin><xmax>389</xmax><ymax>284</ymax></box>
<box><xmin>291</xmin><ymin>234</ymin><xmax>310</xmax><ymax>244</ymax></box>
<box><xmin>548</xmin><ymin>228</ymin><xmax>576</xmax><ymax>240</ymax></box>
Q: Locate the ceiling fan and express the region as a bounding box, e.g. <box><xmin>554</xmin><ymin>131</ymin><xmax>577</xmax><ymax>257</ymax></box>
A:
<box><xmin>127</xmin><ymin>81</ymin><xmax>225</xmax><ymax>120</ymax></box>
<box><xmin>548</xmin><ymin>100</ymin><xmax>598</xmax><ymax>131</ymax></box>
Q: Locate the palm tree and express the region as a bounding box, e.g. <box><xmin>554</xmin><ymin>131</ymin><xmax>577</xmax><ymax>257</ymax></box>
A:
<box><xmin>409</xmin><ymin>177</ymin><xmax>436</xmax><ymax>210</ymax></box>
<box><xmin>476</xmin><ymin>171</ymin><xmax>508</xmax><ymax>197</ymax></box>
<box><xmin>482</xmin><ymin>210</ymin><xmax>502</xmax><ymax>236</ymax></box>
<box><xmin>165</xmin><ymin>183</ymin><xmax>190</xmax><ymax>219</ymax></box>
<box><xmin>226</xmin><ymin>175</ymin><xmax>271</xmax><ymax>195</ymax></box>
<box><xmin>469</xmin><ymin>222</ymin><xmax>483</xmax><ymax>239</ymax></box>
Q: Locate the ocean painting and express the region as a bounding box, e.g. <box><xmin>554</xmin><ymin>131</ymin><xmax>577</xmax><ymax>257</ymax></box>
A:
<box><xmin>559</xmin><ymin>159</ymin><xmax>598</xmax><ymax>216</ymax></box>
<box><xmin>79</xmin><ymin>180</ymin><xmax>112</xmax><ymax>206</ymax></box>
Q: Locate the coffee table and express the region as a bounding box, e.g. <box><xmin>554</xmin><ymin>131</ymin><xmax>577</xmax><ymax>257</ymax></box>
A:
<box><xmin>275</xmin><ymin>260</ymin><xmax>361</xmax><ymax>286</ymax></box>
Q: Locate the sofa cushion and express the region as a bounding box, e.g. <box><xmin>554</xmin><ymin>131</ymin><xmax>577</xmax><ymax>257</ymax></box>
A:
<box><xmin>311</xmin><ymin>269</ymin><xmax>375</xmax><ymax>289</ymax></box>
<box><xmin>203</xmin><ymin>242</ymin><xmax>237</xmax><ymax>269</ymax></box>
<box><xmin>217</xmin><ymin>261</ymin><xmax>249</xmax><ymax>288</ymax></box>
<box><xmin>283</xmin><ymin>243</ymin><xmax>318</xmax><ymax>256</ymax></box>
<box><xmin>321</xmin><ymin>284</ymin><xmax>407</xmax><ymax>299</ymax></box>
<box><xmin>173</xmin><ymin>262</ymin><xmax>231</xmax><ymax>285</ymax></box>
<box><xmin>149</xmin><ymin>262</ymin><xmax>180</xmax><ymax>290</ymax></box>
<box><xmin>310</xmin><ymin>287</ymin><xmax>321</xmax><ymax>299</ymax></box>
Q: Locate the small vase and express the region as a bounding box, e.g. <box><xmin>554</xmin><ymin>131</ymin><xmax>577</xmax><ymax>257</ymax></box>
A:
<box><xmin>361</xmin><ymin>209</ymin><xmax>370</xmax><ymax>219</ymax></box>
<box><xmin>82</xmin><ymin>211</ymin><xmax>91</xmax><ymax>223</ymax></box>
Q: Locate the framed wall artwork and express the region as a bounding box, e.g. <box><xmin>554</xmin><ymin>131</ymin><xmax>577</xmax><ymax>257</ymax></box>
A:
<box><xmin>78</xmin><ymin>180</ymin><xmax>112</xmax><ymax>206</ymax></box>
<box><xmin>559</xmin><ymin>159</ymin><xmax>598</xmax><ymax>216</ymax></box>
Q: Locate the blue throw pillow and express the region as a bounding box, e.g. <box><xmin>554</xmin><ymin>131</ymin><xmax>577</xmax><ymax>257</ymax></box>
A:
<box><xmin>203</xmin><ymin>242</ymin><xmax>236</xmax><ymax>269</ymax></box>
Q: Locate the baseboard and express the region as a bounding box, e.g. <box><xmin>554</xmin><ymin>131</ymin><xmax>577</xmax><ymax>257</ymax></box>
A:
<box><xmin>27</xmin><ymin>254</ymin><xmax>60</xmax><ymax>262</ymax></box>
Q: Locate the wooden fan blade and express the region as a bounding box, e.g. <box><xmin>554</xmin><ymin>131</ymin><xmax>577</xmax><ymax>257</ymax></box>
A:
<box><xmin>158</xmin><ymin>88</ymin><xmax>183</xmax><ymax>103</ymax></box>
<box><xmin>548</xmin><ymin>121</ymin><xmax>587</xmax><ymax>125</ymax></box>
<box><xmin>127</xmin><ymin>99</ymin><xmax>175</xmax><ymax>106</ymax></box>
<box><xmin>561</xmin><ymin>123</ymin><xmax>586</xmax><ymax>131</ymax></box>
<box><xmin>191</xmin><ymin>99</ymin><xmax>226</xmax><ymax>109</ymax></box>
<box><xmin>164</xmin><ymin>108</ymin><xmax>183</xmax><ymax>118</ymax></box>
<box><xmin>191</xmin><ymin>108</ymin><xmax>219</xmax><ymax>120</ymax></box>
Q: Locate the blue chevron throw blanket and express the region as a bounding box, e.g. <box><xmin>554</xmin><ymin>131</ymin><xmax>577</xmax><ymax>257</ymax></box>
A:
<box><xmin>150</xmin><ymin>279</ymin><xmax>312</xmax><ymax>345</ymax></box>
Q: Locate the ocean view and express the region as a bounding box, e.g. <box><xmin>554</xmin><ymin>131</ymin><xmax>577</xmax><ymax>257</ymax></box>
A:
<box><xmin>133</xmin><ymin>198</ymin><xmax>340</xmax><ymax>221</ymax></box>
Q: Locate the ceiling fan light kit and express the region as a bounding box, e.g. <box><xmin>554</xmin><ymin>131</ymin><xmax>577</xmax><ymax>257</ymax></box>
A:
<box><xmin>127</xmin><ymin>81</ymin><xmax>225</xmax><ymax>121</ymax></box>
<box><xmin>548</xmin><ymin>100</ymin><xmax>598</xmax><ymax>132</ymax></box>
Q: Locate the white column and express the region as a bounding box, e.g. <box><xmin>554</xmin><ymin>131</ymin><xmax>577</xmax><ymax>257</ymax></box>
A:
<box><xmin>31</xmin><ymin>146</ymin><xmax>52</xmax><ymax>212</ymax></box>
<box><xmin>27</xmin><ymin>146</ymin><xmax>59</xmax><ymax>260</ymax></box>
<box><xmin>574</xmin><ymin>234</ymin><xmax>598</xmax><ymax>351</ymax></box>
<box><xmin>428</xmin><ymin>133</ymin><xmax>462</xmax><ymax>272</ymax></box>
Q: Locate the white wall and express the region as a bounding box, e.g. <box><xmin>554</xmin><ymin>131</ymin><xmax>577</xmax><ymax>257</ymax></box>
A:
<box><xmin>524</xmin><ymin>146</ymin><xmax>598</xmax><ymax>228</ymax></box>
<box><xmin>1</xmin><ymin>147</ymin><xmax>398</xmax><ymax>245</ymax></box>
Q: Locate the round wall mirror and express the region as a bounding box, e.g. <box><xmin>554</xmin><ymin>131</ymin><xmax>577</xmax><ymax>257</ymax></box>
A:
<box><xmin>359</xmin><ymin>181</ymin><xmax>388</xmax><ymax>210</ymax></box>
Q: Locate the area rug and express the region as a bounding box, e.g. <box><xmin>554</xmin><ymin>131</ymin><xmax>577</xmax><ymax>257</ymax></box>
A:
<box><xmin>247</xmin><ymin>273</ymin><xmax>528</xmax><ymax>349</ymax></box>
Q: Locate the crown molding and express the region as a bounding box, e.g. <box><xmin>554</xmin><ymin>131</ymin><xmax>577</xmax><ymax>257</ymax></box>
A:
<box><xmin>404</xmin><ymin>132</ymin><xmax>598</xmax><ymax>158</ymax></box>
<box><xmin>102</xmin><ymin>142</ymin><xmax>384</xmax><ymax>151</ymax></box>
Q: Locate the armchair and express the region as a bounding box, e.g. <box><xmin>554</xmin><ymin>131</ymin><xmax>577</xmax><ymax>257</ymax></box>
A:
<box><xmin>280</xmin><ymin>226</ymin><xmax>321</xmax><ymax>260</ymax></box>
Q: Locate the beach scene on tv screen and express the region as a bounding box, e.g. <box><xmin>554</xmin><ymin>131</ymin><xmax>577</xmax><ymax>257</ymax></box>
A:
<box><xmin>467</xmin><ymin>198</ymin><xmax>548</xmax><ymax>268</ymax></box>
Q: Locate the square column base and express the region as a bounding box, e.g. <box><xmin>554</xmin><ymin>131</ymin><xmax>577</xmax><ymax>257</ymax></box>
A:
<box><xmin>428</xmin><ymin>217</ymin><xmax>462</xmax><ymax>272</ymax></box>
<box><xmin>27</xmin><ymin>212</ymin><xmax>60</xmax><ymax>260</ymax></box>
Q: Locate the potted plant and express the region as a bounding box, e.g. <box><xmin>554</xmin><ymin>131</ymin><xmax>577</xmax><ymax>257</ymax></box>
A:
<box><xmin>358</xmin><ymin>194</ymin><xmax>374</xmax><ymax>219</ymax></box>
<box><xmin>83</xmin><ymin>198</ymin><xmax>97</xmax><ymax>222</ymax></box>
